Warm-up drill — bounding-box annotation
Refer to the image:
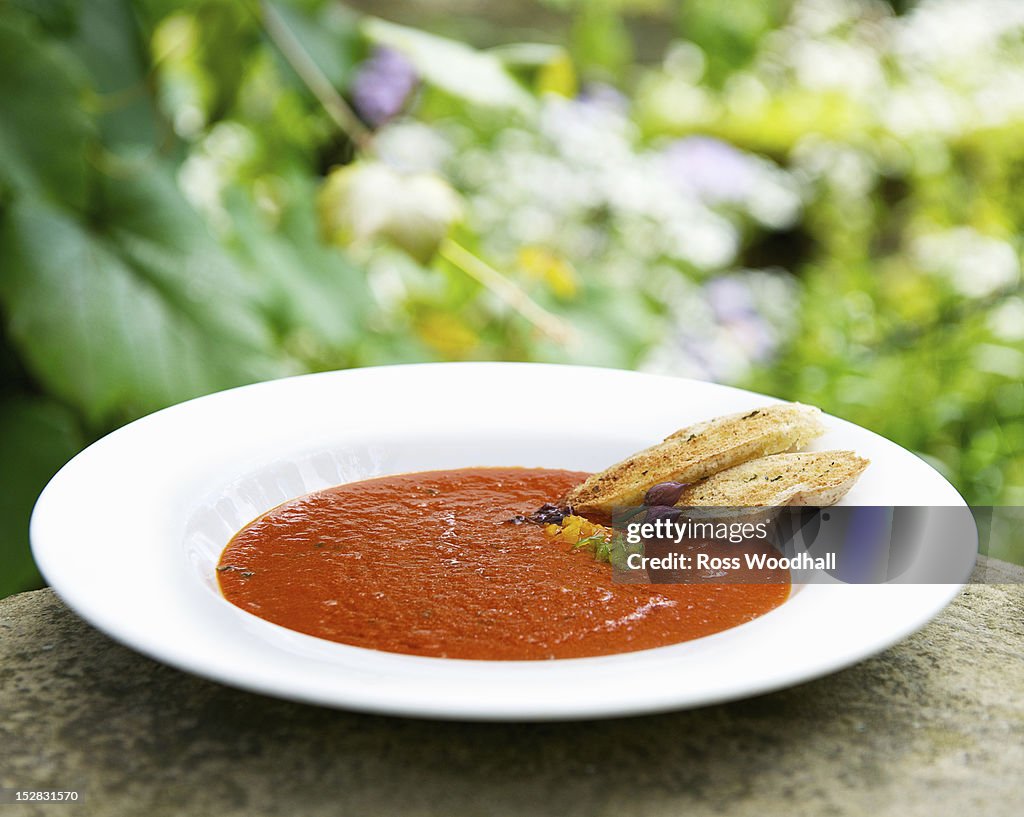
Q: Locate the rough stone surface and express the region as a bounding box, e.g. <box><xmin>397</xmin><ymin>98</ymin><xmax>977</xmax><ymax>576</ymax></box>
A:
<box><xmin>1</xmin><ymin>557</ymin><xmax>1022</xmax><ymax>817</ymax></box>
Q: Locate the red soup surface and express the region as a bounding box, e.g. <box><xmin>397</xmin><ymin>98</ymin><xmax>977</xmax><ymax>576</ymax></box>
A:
<box><xmin>218</xmin><ymin>467</ymin><xmax>789</xmax><ymax>660</ymax></box>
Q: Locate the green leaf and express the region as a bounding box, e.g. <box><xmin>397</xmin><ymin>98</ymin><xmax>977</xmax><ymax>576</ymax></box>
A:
<box><xmin>0</xmin><ymin>397</ymin><xmax>85</xmax><ymax>598</ymax></box>
<box><xmin>0</xmin><ymin>13</ymin><xmax>95</xmax><ymax>209</ymax></box>
<box><xmin>492</xmin><ymin>43</ymin><xmax>578</xmax><ymax>97</ymax></box>
<box><xmin>273</xmin><ymin>1</ymin><xmax>362</xmax><ymax>90</ymax></box>
<box><xmin>679</xmin><ymin>0</ymin><xmax>788</xmax><ymax>87</ymax></box>
<box><xmin>363</xmin><ymin>17</ymin><xmax>534</xmax><ymax>112</ymax></box>
<box><xmin>0</xmin><ymin>162</ymin><xmax>296</xmax><ymax>429</ymax></box>
<box><xmin>192</xmin><ymin>0</ymin><xmax>261</xmax><ymax>122</ymax></box>
<box><xmin>8</xmin><ymin>0</ymin><xmax>79</xmax><ymax>36</ymax></box>
<box><xmin>65</xmin><ymin>0</ymin><xmax>162</xmax><ymax>148</ymax></box>
<box><xmin>570</xmin><ymin>0</ymin><xmax>633</xmax><ymax>79</ymax></box>
<box><xmin>95</xmin><ymin>160</ymin><xmax>278</xmax><ymax>352</ymax></box>
<box><xmin>224</xmin><ymin>181</ymin><xmax>373</xmax><ymax>353</ymax></box>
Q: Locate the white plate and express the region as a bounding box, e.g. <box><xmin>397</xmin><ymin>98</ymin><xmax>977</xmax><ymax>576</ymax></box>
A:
<box><xmin>31</xmin><ymin>363</ymin><xmax>975</xmax><ymax>720</ymax></box>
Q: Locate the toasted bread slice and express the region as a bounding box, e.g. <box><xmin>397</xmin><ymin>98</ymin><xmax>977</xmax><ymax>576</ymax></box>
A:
<box><xmin>676</xmin><ymin>451</ymin><xmax>869</xmax><ymax>507</ymax></box>
<box><xmin>563</xmin><ymin>403</ymin><xmax>825</xmax><ymax>515</ymax></box>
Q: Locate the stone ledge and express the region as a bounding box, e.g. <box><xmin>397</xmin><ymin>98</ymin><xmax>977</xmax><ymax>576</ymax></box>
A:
<box><xmin>1</xmin><ymin>556</ymin><xmax>1022</xmax><ymax>816</ymax></box>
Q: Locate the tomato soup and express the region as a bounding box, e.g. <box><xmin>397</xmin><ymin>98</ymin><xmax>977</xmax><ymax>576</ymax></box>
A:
<box><xmin>218</xmin><ymin>468</ymin><xmax>789</xmax><ymax>660</ymax></box>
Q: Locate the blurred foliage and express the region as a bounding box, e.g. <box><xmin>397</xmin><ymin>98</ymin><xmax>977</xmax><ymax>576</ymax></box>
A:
<box><xmin>2</xmin><ymin>0</ymin><xmax>1023</xmax><ymax>596</ymax></box>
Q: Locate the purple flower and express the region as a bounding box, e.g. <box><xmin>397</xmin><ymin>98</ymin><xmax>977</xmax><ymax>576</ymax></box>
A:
<box><xmin>705</xmin><ymin>276</ymin><xmax>756</xmax><ymax>322</ymax></box>
<box><xmin>351</xmin><ymin>47</ymin><xmax>419</xmax><ymax>127</ymax></box>
<box><xmin>577</xmin><ymin>82</ymin><xmax>629</xmax><ymax>114</ymax></box>
<box><xmin>729</xmin><ymin>314</ymin><xmax>777</xmax><ymax>362</ymax></box>
<box><xmin>661</xmin><ymin>137</ymin><xmax>755</xmax><ymax>204</ymax></box>
<box><xmin>705</xmin><ymin>276</ymin><xmax>778</xmax><ymax>362</ymax></box>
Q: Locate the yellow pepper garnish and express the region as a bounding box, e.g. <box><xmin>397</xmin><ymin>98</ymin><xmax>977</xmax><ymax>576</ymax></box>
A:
<box><xmin>544</xmin><ymin>514</ymin><xmax>611</xmax><ymax>546</ymax></box>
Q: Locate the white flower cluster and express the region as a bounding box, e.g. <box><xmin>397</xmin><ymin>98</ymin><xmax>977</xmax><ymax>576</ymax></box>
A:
<box><xmin>372</xmin><ymin>97</ymin><xmax>804</xmax><ymax>381</ymax></box>
<box><xmin>913</xmin><ymin>227</ymin><xmax>1021</xmax><ymax>299</ymax></box>
<box><xmin>439</xmin><ymin>94</ymin><xmax>800</xmax><ymax>273</ymax></box>
<box><xmin>767</xmin><ymin>0</ymin><xmax>1024</xmax><ymax>137</ymax></box>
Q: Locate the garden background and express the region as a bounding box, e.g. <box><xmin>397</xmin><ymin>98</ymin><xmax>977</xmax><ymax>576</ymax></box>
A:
<box><xmin>3</xmin><ymin>0</ymin><xmax>1023</xmax><ymax>598</ymax></box>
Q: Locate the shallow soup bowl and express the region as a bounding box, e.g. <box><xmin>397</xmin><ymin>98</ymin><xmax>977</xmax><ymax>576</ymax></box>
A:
<box><xmin>31</xmin><ymin>363</ymin><xmax>975</xmax><ymax>720</ymax></box>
